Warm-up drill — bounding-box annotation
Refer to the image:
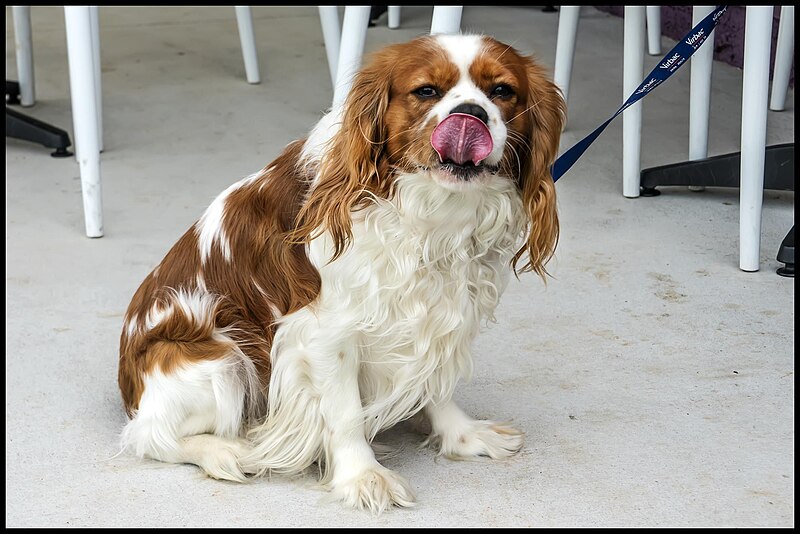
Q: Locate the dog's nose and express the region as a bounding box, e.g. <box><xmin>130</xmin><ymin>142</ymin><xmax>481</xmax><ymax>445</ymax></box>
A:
<box><xmin>449</xmin><ymin>103</ymin><xmax>489</xmax><ymax>125</ymax></box>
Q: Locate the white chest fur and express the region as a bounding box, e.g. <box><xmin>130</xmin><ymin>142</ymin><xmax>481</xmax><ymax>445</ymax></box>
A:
<box><xmin>277</xmin><ymin>172</ymin><xmax>525</xmax><ymax>440</ymax></box>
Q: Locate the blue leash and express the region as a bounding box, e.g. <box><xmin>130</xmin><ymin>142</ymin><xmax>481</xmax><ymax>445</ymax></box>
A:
<box><xmin>551</xmin><ymin>6</ymin><xmax>729</xmax><ymax>183</ymax></box>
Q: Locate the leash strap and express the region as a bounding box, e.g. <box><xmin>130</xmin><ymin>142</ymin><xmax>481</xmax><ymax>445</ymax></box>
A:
<box><xmin>551</xmin><ymin>5</ymin><xmax>728</xmax><ymax>182</ymax></box>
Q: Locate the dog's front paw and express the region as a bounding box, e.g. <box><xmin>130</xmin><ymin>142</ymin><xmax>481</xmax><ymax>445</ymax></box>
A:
<box><xmin>330</xmin><ymin>466</ymin><xmax>416</xmax><ymax>514</ymax></box>
<box><xmin>429</xmin><ymin>420</ymin><xmax>524</xmax><ymax>460</ymax></box>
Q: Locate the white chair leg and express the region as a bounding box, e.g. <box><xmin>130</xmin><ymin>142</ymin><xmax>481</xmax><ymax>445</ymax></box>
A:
<box><xmin>65</xmin><ymin>6</ymin><xmax>103</xmax><ymax>238</ymax></box>
<box><xmin>769</xmin><ymin>6</ymin><xmax>794</xmax><ymax>112</ymax></box>
<box><xmin>739</xmin><ymin>6</ymin><xmax>773</xmax><ymax>272</ymax></box>
<box><xmin>430</xmin><ymin>6</ymin><xmax>462</xmax><ymax>35</ymax></box>
<box><xmin>12</xmin><ymin>6</ymin><xmax>35</xmax><ymax>107</ymax></box>
<box><xmin>388</xmin><ymin>6</ymin><xmax>401</xmax><ymax>29</ymax></box>
<box><xmin>332</xmin><ymin>6</ymin><xmax>370</xmax><ymax>108</ymax></box>
<box><xmin>318</xmin><ymin>6</ymin><xmax>341</xmax><ymax>89</ymax></box>
<box><xmin>622</xmin><ymin>6</ymin><xmax>645</xmax><ymax>199</ymax></box>
<box><xmin>89</xmin><ymin>5</ymin><xmax>103</xmax><ymax>152</ymax></box>
<box><xmin>646</xmin><ymin>6</ymin><xmax>661</xmax><ymax>56</ymax></box>
<box><xmin>553</xmin><ymin>6</ymin><xmax>580</xmax><ymax>129</ymax></box>
<box><xmin>688</xmin><ymin>5</ymin><xmax>715</xmax><ymax>187</ymax></box>
<box><xmin>235</xmin><ymin>6</ymin><xmax>260</xmax><ymax>84</ymax></box>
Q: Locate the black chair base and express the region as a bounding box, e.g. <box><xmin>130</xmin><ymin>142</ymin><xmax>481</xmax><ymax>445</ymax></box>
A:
<box><xmin>776</xmin><ymin>226</ymin><xmax>794</xmax><ymax>278</ymax></box>
<box><xmin>6</xmin><ymin>80</ymin><xmax>73</xmax><ymax>157</ymax></box>
<box><xmin>640</xmin><ymin>144</ymin><xmax>795</xmax><ymax>276</ymax></box>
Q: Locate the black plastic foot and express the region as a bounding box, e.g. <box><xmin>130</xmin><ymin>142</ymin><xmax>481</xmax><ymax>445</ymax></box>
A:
<box><xmin>51</xmin><ymin>147</ymin><xmax>73</xmax><ymax>158</ymax></box>
<box><xmin>6</xmin><ymin>80</ymin><xmax>21</xmax><ymax>105</ymax></box>
<box><xmin>640</xmin><ymin>187</ymin><xmax>661</xmax><ymax>197</ymax></box>
<box><xmin>542</xmin><ymin>6</ymin><xmax>558</xmax><ymax>12</ymax></box>
<box><xmin>369</xmin><ymin>5</ymin><xmax>387</xmax><ymax>26</ymax></box>
<box><xmin>776</xmin><ymin>226</ymin><xmax>794</xmax><ymax>278</ymax></box>
<box><xmin>6</xmin><ymin>106</ymin><xmax>73</xmax><ymax>155</ymax></box>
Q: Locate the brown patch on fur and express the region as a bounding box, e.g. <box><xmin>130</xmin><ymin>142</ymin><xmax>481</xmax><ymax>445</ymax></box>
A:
<box><xmin>292</xmin><ymin>37</ymin><xmax>458</xmax><ymax>262</ymax></box>
<box><xmin>477</xmin><ymin>38</ymin><xmax>565</xmax><ymax>279</ymax></box>
<box><xmin>118</xmin><ymin>140</ymin><xmax>320</xmax><ymax>415</ymax></box>
<box><xmin>382</xmin><ymin>39</ymin><xmax>459</xmax><ymax>174</ymax></box>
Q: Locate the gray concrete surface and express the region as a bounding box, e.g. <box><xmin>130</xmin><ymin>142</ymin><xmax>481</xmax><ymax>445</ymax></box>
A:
<box><xmin>6</xmin><ymin>6</ymin><xmax>794</xmax><ymax>528</ymax></box>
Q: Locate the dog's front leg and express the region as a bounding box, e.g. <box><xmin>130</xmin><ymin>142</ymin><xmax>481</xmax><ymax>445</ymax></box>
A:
<box><xmin>425</xmin><ymin>398</ymin><xmax>523</xmax><ymax>460</ymax></box>
<box><xmin>319</xmin><ymin>344</ymin><xmax>416</xmax><ymax>514</ymax></box>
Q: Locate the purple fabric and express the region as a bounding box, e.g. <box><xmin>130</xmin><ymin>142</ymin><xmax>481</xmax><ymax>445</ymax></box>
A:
<box><xmin>594</xmin><ymin>6</ymin><xmax>794</xmax><ymax>88</ymax></box>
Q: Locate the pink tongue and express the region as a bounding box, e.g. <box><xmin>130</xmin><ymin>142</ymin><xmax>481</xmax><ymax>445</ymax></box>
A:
<box><xmin>431</xmin><ymin>113</ymin><xmax>493</xmax><ymax>165</ymax></box>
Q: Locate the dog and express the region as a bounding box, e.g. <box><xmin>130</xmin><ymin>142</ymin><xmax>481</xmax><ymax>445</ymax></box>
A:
<box><xmin>118</xmin><ymin>33</ymin><xmax>565</xmax><ymax>514</ymax></box>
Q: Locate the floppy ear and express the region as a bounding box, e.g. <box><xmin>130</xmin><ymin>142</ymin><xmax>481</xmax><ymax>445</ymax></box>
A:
<box><xmin>293</xmin><ymin>53</ymin><xmax>393</xmax><ymax>261</ymax></box>
<box><xmin>511</xmin><ymin>60</ymin><xmax>566</xmax><ymax>280</ymax></box>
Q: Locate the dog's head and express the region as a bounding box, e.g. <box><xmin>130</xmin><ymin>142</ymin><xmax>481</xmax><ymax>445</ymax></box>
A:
<box><xmin>297</xmin><ymin>34</ymin><xmax>566</xmax><ymax>277</ymax></box>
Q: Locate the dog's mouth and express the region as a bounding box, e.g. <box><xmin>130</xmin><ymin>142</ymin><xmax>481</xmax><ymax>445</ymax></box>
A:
<box><xmin>438</xmin><ymin>159</ymin><xmax>498</xmax><ymax>181</ymax></box>
<box><xmin>430</xmin><ymin>113</ymin><xmax>494</xmax><ymax>182</ymax></box>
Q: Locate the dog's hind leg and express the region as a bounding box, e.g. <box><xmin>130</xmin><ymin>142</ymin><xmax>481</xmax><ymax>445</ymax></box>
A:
<box><xmin>119</xmin><ymin>291</ymin><xmax>267</xmax><ymax>481</ymax></box>
<box><xmin>120</xmin><ymin>352</ymin><xmax>258</xmax><ymax>481</ymax></box>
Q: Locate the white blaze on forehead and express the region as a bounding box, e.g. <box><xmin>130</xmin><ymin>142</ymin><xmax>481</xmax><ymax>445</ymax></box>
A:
<box><xmin>435</xmin><ymin>34</ymin><xmax>484</xmax><ymax>77</ymax></box>
<box><xmin>431</xmin><ymin>34</ymin><xmax>507</xmax><ymax>166</ymax></box>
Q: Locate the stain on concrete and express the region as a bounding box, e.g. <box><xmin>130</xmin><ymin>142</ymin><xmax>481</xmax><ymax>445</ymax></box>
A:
<box><xmin>657</xmin><ymin>288</ymin><xmax>688</xmax><ymax>303</ymax></box>
<box><xmin>97</xmin><ymin>312</ymin><xmax>124</xmax><ymax>319</ymax></box>
<box><xmin>648</xmin><ymin>272</ymin><xmax>688</xmax><ymax>303</ymax></box>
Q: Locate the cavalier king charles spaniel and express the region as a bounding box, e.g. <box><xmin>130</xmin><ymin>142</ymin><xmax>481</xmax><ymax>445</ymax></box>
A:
<box><xmin>118</xmin><ymin>33</ymin><xmax>565</xmax><ymax>513</ymax></box>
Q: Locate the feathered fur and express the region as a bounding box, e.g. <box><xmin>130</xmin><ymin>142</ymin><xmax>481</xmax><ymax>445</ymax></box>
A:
<box><xmin>117</xmin><ymin>33</ymin><xmax>564</xmax><ymax>514</ymax></box>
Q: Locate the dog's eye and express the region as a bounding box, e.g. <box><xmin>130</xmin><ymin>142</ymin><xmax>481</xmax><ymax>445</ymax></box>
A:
<box><xmin>490</xmin><ymin>84</ymin><xmax>514</xmax><ymax>99</ymax></box>
<box><xmin>414</xmin><ymin>86</ymin><xmax>440</xmax><ymax>98</ymax></box>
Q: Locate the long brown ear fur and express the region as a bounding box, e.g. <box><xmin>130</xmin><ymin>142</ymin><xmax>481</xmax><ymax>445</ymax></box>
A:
<box><xmin>511</xmin><ymin>59</ymin><xmax>566</xmax><ymax>280</ymax></box>
<box><xmin>291</xmin><ymin>53</ymin><xmax>394</xmax><ymax>261</ymax></box>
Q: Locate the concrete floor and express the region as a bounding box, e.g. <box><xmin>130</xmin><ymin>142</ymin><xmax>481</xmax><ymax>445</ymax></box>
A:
<box><xmin>5</xmin><ymin>6</ymin><xmax>794</xmax><ymax>528</ymax></box>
